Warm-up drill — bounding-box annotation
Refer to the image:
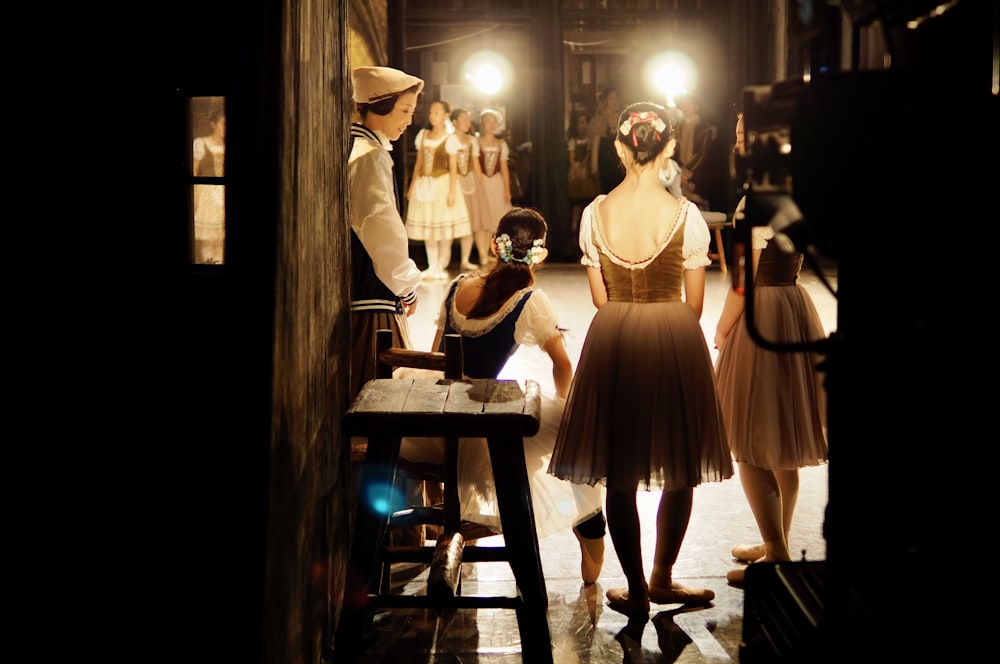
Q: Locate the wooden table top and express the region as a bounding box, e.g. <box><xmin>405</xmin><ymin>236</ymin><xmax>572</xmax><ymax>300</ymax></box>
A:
<box><xmin>343</xmin><ymin>378</ymin><xmax>542</xmax><ymax>439</ymax></box>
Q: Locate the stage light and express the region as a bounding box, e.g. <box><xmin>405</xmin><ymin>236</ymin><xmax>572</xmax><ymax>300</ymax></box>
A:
<box><xmin>645</xmin><ymin>50</ymin><xmax>697</xmax><ymax>108</ymax></box>
<box><xmin>462</xmin><ymin>50</ymin><xmax>512</xmax><ymax>97</ymax></box>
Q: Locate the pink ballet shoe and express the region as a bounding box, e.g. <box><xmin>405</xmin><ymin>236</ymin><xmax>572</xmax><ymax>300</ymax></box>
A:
<box><xmin>731</xmin><ymin>543</ymin><xmax>764</xmax><ymax>563</ymax></box>
<box><xmin>726</xmin><ymin>567</ymin><xmax>747</xmax><ymax>587</ymax></box>
<box><xmin>606</xmin><ymin>587</ymin><xmax>650</xmax><ymax>618</ymax></box>
<box><xmin>648</xmin><ymin>582</ymin><xmax>715</xmax><ymax>605</ymax></box>
<box><xmin>728</xmin><ymin>556</ymin><xmax>790</xmax><ymax>587</ymax></box>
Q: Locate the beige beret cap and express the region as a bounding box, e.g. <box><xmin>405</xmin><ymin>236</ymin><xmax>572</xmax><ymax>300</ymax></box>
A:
<box><xmin>351</xmin><ymin>66</ymin><xmax>425</xmax><ymax>103</ymax></box>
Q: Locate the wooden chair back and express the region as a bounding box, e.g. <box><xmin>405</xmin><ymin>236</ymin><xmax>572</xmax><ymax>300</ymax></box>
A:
<box><xmin>375</xmin><ymin>328</ymin><xmax>464</xmax><ymax>379</ymax></box>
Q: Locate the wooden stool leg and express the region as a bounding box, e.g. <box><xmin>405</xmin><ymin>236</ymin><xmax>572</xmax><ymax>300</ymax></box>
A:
<box><xmin>334</xmin><ymin>433</ymin><xmax>401</xmax><ymax>661</ymax></box>
<box><xmin>487</xmin><ymin>434</ymin><xmax>553</xmax><ymax>664</ymax></box>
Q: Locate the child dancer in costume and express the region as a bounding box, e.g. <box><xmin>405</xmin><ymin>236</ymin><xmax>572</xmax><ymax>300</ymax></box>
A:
<box><xmin>714</xmin><ymin>113</ymin><xmax>828</xmax><ymax>586</ymax></box>
<box><xmin>474</xmin><ymin>108</ymin><xmax>512</xmax><ymax>268</ymax></box>
<box><xmin>405</xmin><ymin>99</ymin><xmax>472</xmax><ymax>280</ymax></box>
<box><xmin>449</xmin><ymin>107</ymin><xmax>484</xmax><ymax>270</ymax></box>
<box><xmin>401</xmin><ymin>207</ymin><xmax>607</xmax><ymax>585</ymax></box>
<box><xmin>550</xmin><ymin>101</ymin><xmax>734</xmax><ymax>616</ymax></box>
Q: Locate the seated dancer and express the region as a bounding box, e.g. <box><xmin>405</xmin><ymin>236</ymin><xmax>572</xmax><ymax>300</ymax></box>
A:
<box><xmin>401</xmin><ymin>207</ymin><xmax>607</xmax><ymax>585</ymax></box>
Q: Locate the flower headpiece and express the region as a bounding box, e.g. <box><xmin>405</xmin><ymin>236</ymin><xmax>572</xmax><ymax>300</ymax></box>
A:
<box><xmin>495</xmin><ymin>233</ymin><xmax>545</xmax><ymax>266</ymax></box>
<box><xmin>619</xmin><ymin>111</ymin><xmax>667</xmax><ymax>147</ymax></box>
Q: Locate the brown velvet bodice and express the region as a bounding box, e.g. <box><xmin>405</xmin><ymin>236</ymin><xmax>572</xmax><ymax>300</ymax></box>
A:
<box><xmin>755</xmin><ymin>240</ymin><xmax>803</xmax><ymax>287</ymax></box>
<box><xmin>420</xmin><ymin>135</ymin><xmax>450</xmax><ymax>177</ymax></box>
<box><xmin>595</xmin><ymin>218</ymin><xmax>687</xmax><ymax>304</ymax></box>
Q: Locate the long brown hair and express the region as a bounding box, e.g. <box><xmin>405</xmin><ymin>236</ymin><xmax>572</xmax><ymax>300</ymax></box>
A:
<box><xmin>467</xmin><ymin>207</ymin><xmax>547</xmax><ymax>319</ymax></box>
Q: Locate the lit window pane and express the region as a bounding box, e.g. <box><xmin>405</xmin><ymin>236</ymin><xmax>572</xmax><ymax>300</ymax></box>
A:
<box><xmin>189</xmin><ymin>96</ymin><xmax>226</xmax><ymax>265</ymax></box>
<box><xmin>192</xmin><ymin>183</ymin><xmax>226</xmax><ymax>265</ymax></box>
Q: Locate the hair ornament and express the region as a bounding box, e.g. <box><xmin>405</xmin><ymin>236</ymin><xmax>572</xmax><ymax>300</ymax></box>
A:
<box><xmin>619</xmin><ymin>111</ymin><xmax>667</xmax><ymax>146</ymax></box>
<box><xmin>495</xmin><ymin>233</ymin><xmax>545</xmax><ymax>266</ymax></box>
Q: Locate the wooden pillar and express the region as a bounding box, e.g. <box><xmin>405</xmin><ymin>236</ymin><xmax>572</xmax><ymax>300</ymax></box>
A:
<box><xmin>528</xmin><ymin>1</ymin><xmax>574</xmax><ymax>260</ymax></box>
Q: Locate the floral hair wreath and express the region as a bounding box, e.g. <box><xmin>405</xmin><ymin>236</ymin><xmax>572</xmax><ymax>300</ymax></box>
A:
<box><xmin>619</xmin><ymin>111</ymin><xmax>667</xmax><ymax>147</ymax></box>
<box><xmin>495</xmin><ymin>233</ymin><xmax>545</xmax><ymax>266</ymax></box>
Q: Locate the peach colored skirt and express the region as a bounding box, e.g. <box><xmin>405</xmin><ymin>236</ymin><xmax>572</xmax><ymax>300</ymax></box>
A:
<box><xmin>714</xmin><ymin>284</ymin><xmax>828</xmax><ymax>470</ymax></box>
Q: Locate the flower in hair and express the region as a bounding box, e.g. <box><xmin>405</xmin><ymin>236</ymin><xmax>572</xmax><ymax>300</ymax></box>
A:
<box><xmin>495</xmin><ymin>234</ymin><xmax>546</xmax><ymax>266</ymax></box>
<box><xmin>619</xmin><ymin>111</ymin><xmax>667</xmax><ymax>146</ymax></box>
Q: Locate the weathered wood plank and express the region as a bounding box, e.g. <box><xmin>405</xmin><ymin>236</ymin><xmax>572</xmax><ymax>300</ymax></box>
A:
<box><xmin>522</xmin><ymin>380</ymin><xmax>541</xmax><ymax>429</ymax></box>
<box><xmin>343</xmin><ymin>379</ymin><xmax>542</xmax><ymax>438</ymax></box>
<box><xmin>401</xmin><ymin>378</ymin><xmax>450</xmax><ymax>413</ymax></box>
<box><xmin>349</xmin><ymin>378</ymin><xmax>411</xmax><ymax>413</ymax></box>
<box><xmin>441</xmin><ymin>379</ymin><xmax>484</xmax><ymax>414</ymax></box>
<box><xmin>482</xmin><ymin>380</ymin><xmax>530</xmax><ymax>414</ymax></box>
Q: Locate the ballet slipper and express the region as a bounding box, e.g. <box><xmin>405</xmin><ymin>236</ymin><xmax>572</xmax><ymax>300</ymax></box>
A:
<box><xmin>648</xmin><ymin>582</ymin><xmax>715</xmax><ymax>605</ymax></box>
<box><xmin>731</xmin><ymin>543</ymin><xmax>764</xmax><ymax>563</ymax></box>
<box><xmin>573</xmin><ymin>526</ymin><xmax>605</xmax><ymax>585</ymax></box>
<box><xmin>728</xmin><ymin>556</ymin><xmax>791</xmax><ymax>587</ymax></box>
<box><xmin>726</xmin><ymin>566</ymin><xmax>746</xmax><ymax>587</ymax></box>
<box><xmin>606</xmin><ymin>587</ymin><xmax>650</xmax><ymax>618</ymax></box>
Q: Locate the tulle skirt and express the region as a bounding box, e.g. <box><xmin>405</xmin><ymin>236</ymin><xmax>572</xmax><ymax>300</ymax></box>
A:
<box><xmin>405</xmin><ymin>174</ymin><xmax>472</xmax><ymax>241</ymax></box>
<box><xmin>550</xmin><ymin>300</ymin><xmax>734</xmax><ymax>491</ymax></box>
<box><xmin>457</xmin><ymin>172</ymin><xmax>489</xmax><ymax>233</ymax></box>
<box><xmin>476</xmin><ymin>174</ymin><xmax>511</xmax><ymax>234</ymax></box>
<box><xmin>714</xmin><ymin>285</ymin><xmax>828</xmax><ymax>469</ymax></box>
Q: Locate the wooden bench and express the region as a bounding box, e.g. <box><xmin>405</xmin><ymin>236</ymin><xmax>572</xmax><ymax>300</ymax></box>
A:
<box><xmin>334</xmin><ymin>376</ymin><xmax>552</xmax><ymax>663</ymax></box>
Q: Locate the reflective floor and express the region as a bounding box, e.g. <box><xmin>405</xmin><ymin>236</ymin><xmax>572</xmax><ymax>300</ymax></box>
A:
<box><xmin>353</xmin><ymin>250</ymin><xmax>837</xmax><ymax>663</ymax></box>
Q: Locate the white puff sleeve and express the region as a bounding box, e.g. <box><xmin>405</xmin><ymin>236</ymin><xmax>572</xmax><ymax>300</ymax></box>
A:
<box><xmin>682</xmin><ymin>203</ymin><xmax>712</xmax><ymax>270</ymax></box>
<box><xmin>513</xmin><ymin>289</ymin><xmax>562</xmax><ymax>348</ymax></box>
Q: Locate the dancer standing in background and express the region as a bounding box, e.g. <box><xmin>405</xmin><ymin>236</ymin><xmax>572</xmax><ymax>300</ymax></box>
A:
<box><xmin>714</xmin><ymin>112</ymin><xmax>828</xmax><ymax>586</ymax></box>
<box><xmin>567</xmin><ymin>110</ymin><xmax>598</xmax><ymax>235</ymax></box>
<box><xmin>674</xmin><ymin>94</ymin><xmax>718</xmax><ymax>209</ymax></box>
<box><xmin>475</xmin><ymin>108</ymin><xmax>512</xmax><ymax>266</ymax></box>
<box><xmin>450</xmin><ymin>107</ymin><xmax>484</xmax><ymax>270</ymax></box>
<box><xmin>588</xmin><ymin>85</ymin><xmax>623</xmax><ymax>194</ymax></box>
<box><xmin>405</xmin><ymin>99</ymin><xmax>472</xmax><ymax>281</ymax></box>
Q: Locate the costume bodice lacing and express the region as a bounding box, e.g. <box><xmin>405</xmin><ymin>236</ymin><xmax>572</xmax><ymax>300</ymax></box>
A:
<box><xmin>420</xmin><ymin>133</ymin><xmax>450</xmax><ymax>177</ymax></box>
<box><xmin>455</xmin><ymin>139</ymin><xmax>472</xmax><ymax>176</ymax></box>
<box><xmin>480</xmin><ymin>144</ymin><xmax>503</xmax><ymax>177</ymax></box>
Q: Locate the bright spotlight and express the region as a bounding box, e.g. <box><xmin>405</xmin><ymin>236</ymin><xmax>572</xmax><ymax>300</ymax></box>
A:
<box><xmin>471</xmin><ymin>64</ymin><xmax>503</xmax><ymax>95</ymax></box>
<box><xmin>462</xmin><ymin>50</ymin><xmax>512</xmax><ymax>98</ymax></box>
<box><xmin>645</xmin><ymin>50</ymin><xmax>697</xmax><ymax>107</ymax></box>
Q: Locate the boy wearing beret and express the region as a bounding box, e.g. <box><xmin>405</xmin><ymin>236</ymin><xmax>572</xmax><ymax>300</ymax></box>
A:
<box><xmin>348</xmin><ymin>66</ymin><xmax>426</xmax><ymax>398</ymax></box>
